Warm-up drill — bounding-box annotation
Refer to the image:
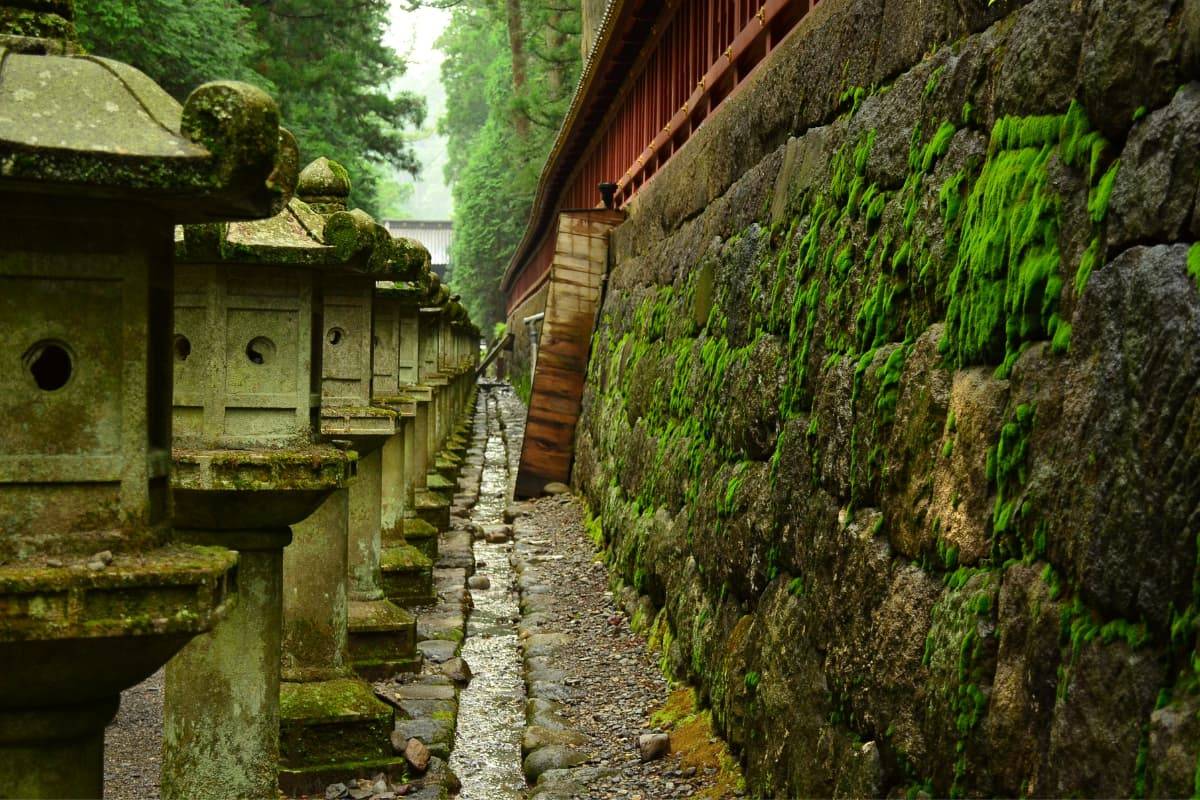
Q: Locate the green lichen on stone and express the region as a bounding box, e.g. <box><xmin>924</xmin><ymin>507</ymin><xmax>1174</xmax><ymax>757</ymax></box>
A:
<box><xmin>922</xmin><ymin>568</ymin><xmax>998</xmax><ymax>797</ymax></box>
<box><xmin>986</xmin><ymin>403</ymin><xmax>1036</xmax><ymax>559</ymax></box>
<box><xmin>1187</xmin><ymin>243</ymin><xmax>1200</xmax><ymax>292</ymax></box>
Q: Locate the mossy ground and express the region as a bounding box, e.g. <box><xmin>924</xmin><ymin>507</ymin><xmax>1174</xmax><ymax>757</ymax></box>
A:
<box><xmin>649</xmin><ymin>688</ymin><xmax>746</xmax><ymax>800</ymax></box>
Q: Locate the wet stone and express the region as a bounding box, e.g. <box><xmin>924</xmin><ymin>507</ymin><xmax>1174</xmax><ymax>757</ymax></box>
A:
<box><xmin>404</xmin><ymin>738</ymin><xmax>431</xmax><ymax>773</ymax></box>
<box><xmin>393</xmin><ymin>719</ymin><xmax>454</xmax><ymax>759</ymax></box>
<box><xmin>523</xmin><ymin>745</ymin><xmax>589</xmax><ymax>782</ymax></box>
<box><xmin>440</xmin><ymin>657</ymin><xmax>473</xmax><ymax>684</ymax></box>
<box><xmin>394</xmin><ymin>683</ymin><xmax>456</xmax><ymax>701</ymax></box>
<box><xmin>638</xmin><ymin>733</ymin><xmax>670</xmax><ymax>762</ymax></box>
<box><xmin>416</xmin><ymin>640</ymin><xmax>458</xmax><ymax>663</ymax></box>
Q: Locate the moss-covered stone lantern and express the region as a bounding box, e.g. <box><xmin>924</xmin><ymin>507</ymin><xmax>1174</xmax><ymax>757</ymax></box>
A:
<box><xmin>0</xmin><ymin>3</ymin><xmax>293</xmax><ymax>796</ymax></box>
<box><xmin>161</xmin><ymin>187</ymin><xmax>360</xmax><ymax>799</ymax></box>
<box><xmin>275</xmin><ymin>159</ymin><xmax>420</xmax><ymax>791</ymax></box>
<box><xmin>416</xmin><ymin>280</ymin><xmax>457</xmax><ymax>523</ymax></box>
<box><xmin>373</xmin><ymin>280</ymin><xmax>438</xmax><ymax>608</ymax></box>
<box><xmin>446</xmin><ymin>296</ymin><xmax>475</xmax><ymax>443</ymax></box>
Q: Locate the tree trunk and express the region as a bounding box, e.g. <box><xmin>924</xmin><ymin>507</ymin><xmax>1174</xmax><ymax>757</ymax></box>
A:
<box><xmin>506</xmin><ymin>0</ymin><xmax>529</xmax><ymax>137</ymax></box>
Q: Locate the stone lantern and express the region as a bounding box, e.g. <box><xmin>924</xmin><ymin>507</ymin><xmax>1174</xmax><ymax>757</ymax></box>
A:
<box><xmin>275</xmin><ymin>159</ymin><xmax>423</xmax><ymax>791</ymax></box>
<box><xmin>0</xmin><ymin>3</ymin><xmax>292</xmax><ymax>796</ymax></box>
<box><xmin>418</xmin><ymin>283</ymin><xmax>458</xmax><ymax>516</ymax></box>
<box><xmin>446</xmin><ymin>297</ymin><xmax>476</xmax><ymax>443</ymax></box>
<box><xmin>373</xmin><ymin>280</ymin><xmax>438</xmax><ymax>606</ymax></box>
<box><xmin>161</xmin><ymin>189</ymin><xmax>359</xmax><ymax>799</ymax></box>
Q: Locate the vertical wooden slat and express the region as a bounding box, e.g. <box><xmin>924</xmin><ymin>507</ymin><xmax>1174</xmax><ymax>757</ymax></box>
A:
<box><xmin>515</xmin><ymin>210</ymin><xmax>625</xmax><ymax>497</ymax></box>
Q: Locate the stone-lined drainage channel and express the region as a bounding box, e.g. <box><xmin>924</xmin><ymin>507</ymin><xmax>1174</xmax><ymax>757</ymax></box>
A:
<box><xmin>448</xmin><ymin>384</ymin><xmax>525</xmax><ymax>798</ymax></box>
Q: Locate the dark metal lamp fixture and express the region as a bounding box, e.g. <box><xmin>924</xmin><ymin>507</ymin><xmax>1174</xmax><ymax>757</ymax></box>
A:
<box><xmin>598</xmin><ymin>182</ymin><xmax>618</xmax><ymax>210</ymax></box>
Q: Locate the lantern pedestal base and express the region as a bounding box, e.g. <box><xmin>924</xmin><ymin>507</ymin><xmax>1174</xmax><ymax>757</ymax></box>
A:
<box><xmin>347</xmin><ymin>597</ymin><xmax>420</xmax><ymax>680</ymax></box>
<box><xmin>278</xmin><ymin>678</ymin><xmax>407</xmax><ymax>796</ymax></box>
<box><xmin>162</xmin><ymin>528</ymin><xmax>294</xmax><ymax>800</ymax></box>
<box><xmin>397</xmin><ymin>516</ymin><xmax>439</xmax><ymax>560</ymax></box>
<box><xmin>380</xmin><ymin>544</ymin><xmax>436</xmax><ymax>607</ymax></box>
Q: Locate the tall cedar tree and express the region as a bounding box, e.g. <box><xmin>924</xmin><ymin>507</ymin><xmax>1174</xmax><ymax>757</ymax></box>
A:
<box><xmin>74</xmin><ymin>0</ymin><xmax>425</xmax><ymax>216</ymax></box>
<box><xmin>438</xmin><ymin>0</ymin><xmax>582</xmax><ymax>328</ymax></box>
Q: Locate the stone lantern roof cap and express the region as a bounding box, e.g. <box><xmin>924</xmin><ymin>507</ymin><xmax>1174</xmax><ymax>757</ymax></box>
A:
<box><xmin>293</xmin><ymin>157</ymin><xmax>431</xmax><ymax>279</ymax></box>
<box><xmin>0</xmin><ymin>3</ymin><xmax>295</xmax><ymax>221</ymax></box>
<box><xmin>296</xmin><ymin>155</ymin><xmax>350</xmax><ymax>214</ymax></box>
<box><xmin>419</xmin><ymin>280</ymin><xmax>451</xmax><ymax>312</ymax></box>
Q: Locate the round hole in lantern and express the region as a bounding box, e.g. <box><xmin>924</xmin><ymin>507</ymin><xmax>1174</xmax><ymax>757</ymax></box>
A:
<box><xmin>245</xmin><ymin>336</ymin><xmax>276</xmax><ymax>365</ymax></box>
<box><xmin>174</xmin><ymin>335</ymin><xmax>192</xmax><ymax>362</ymax></box>
<box><xmin>327</xmin><ymin>327</ymin><xmax>345</xmax><ymax>346</ymax></box>
<box><xmin>24</xmin><ymin>340</ymin><xmax>73</xmax><ymax>391</ymax></box>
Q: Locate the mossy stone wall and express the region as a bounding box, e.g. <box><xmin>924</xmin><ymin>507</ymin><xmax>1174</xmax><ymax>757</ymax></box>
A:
<box><xmin>575</xmin><ymin>0</ymin><xmax>1200</xmax><ymax>795</ymax></box>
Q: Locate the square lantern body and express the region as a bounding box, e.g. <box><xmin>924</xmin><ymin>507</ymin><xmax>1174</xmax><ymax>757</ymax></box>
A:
<box><xmin>0</xmin><ymin>204</ymin><xmax>173</xmax><ymax>561</ymax></box>
<box><xmin>174</xmin><ymin>262</ymin><xmax>321</xmax><ymax>450</ymax></box>
<box><xmin>373</xmin><ymin>288</ymin><xmax>422</xmax><ymax>394</ymax></box>
<box><xmin>372</xmin><ymin>292</ymin><xmax>401</xmax><ymax>399</ymax></box>
<box><xmin>438</xmin><ymin>313</ymin><xmax>452</xmax><ymax>374</ymax></box>
<box><xmin>322</xmin><ymin>274</ymin><xmax>375</xmax><ymax>409</ymax></box>
<box><xmin>398</xmin><ymin>305</ymin><xmax>421</xmax><ymax>386</ymax></box>
<box><xmin>418</xmin><ymin>308</ymin><xmax>443</xmax><ymax>385</ymax></box>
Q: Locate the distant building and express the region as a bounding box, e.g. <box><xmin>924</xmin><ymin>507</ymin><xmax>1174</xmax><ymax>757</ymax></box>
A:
<box><xmin>383</xmin><ymin>219</ymin><xmax>452</xmax><ymax>278</ymax></box>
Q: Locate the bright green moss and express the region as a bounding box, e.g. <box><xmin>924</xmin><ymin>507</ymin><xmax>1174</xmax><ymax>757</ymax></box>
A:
<box><xmin>1075</xmin><ymin>236</ymin><xmax>1103</xmax><ymax>295</ymax></box>
<box><xmin>987</xmin><ymin>403</ymin><xmax>1035</xmax><ymax>558</ymax></box>
<box><xmin>1088</xmin><ymin>161</ymin><xmax>1120</xmax><ymax>223</ymax></box>
<box><xmin>1188</xmin><ymin>243</ymin><xmax>1200</xmax><ymax>291</ymax></box>
<box><xmin>941</xmin><ymin>104</ymin><xmax>1113</xmax><ymax>375</ymax></box>
<box><xmin>923</xmin><ymin>121</ymin><xmax>957</xmax><ymax>172</ymax></box>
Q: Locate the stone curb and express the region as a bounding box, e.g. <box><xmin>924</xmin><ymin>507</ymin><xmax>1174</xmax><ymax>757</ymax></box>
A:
<box><xmin>510</xmin><ymin>507</ymin><xmax>604</xmax><ymax>792</ymax></box>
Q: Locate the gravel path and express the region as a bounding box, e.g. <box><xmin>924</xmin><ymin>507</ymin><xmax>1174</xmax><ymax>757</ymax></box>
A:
<box><xmin>513</xmin><ymin>493</ymin><xmax>726</xmax><ymax>799</ymax></box>
<box><xmin>104</xmin><ymin>668</ymin><xmax>163</xmax><ymax>800</ymax></box>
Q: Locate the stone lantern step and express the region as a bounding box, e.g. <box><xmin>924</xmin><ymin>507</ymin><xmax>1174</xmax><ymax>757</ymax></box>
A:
<box><xmin>400</xmin><ymin>516</ymin><xmax>440</xmax><ymax>561</ymax></box>
<box><xmin>381</xmin><ymin>544</ymin><xmax>437</xmax><ymax>607</ymax></box>
<box><xmin>278</xmin><ymin>677</ymin><xmax>408</xmax><ymax>795</ymax></box>
<box><xmin>426</xmin><ymin>470</ymin><xmax>457</xmax><ymax>499</ymax></box>
<box><xmin>347</xmin><ymin>598</ymin><xmax>421</xmax><ymax>680</ymax></box>
<box><xmin>414</xmin><ymin>489</ymin><xmax>451</xmax><ymax>532</ymax></box>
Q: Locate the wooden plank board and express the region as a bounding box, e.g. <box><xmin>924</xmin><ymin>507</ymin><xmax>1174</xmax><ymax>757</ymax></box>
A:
<box><xmin>515</xmin><ymin>209</ymin><xmax>624</xmax><ymax>498</ymax></box>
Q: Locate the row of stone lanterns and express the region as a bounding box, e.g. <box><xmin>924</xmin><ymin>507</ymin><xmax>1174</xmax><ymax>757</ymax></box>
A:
<box><xmin>0</xmin><ymin>5</ymin><xmax>481</xmax><ymax>798</ymax></box>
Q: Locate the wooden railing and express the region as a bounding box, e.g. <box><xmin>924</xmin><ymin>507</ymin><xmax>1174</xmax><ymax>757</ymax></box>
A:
<box><xmin>506</xmin><ymin>0</ymin><xmax>817</xmax><ymax>316</ymax></box>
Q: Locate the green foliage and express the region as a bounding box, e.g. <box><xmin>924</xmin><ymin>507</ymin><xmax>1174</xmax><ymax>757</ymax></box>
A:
<box><xmin>440</xmin><ymin>0</ymin><xmax>583</xmax><ymax>327</ymax></box>
<box><xmin>75</xmin><ymin>0</ymin><xmax>424</xmax><ymax>215</ymax></box>
<box><xmin>244</xmin><ymin>1</ymin><xmax>424</xmax><ymax>215</ymax></box>
<box><xmin>74</xmin><ymin>0</ymin><xmax>266</xmax><ymax>99</ymax></box>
